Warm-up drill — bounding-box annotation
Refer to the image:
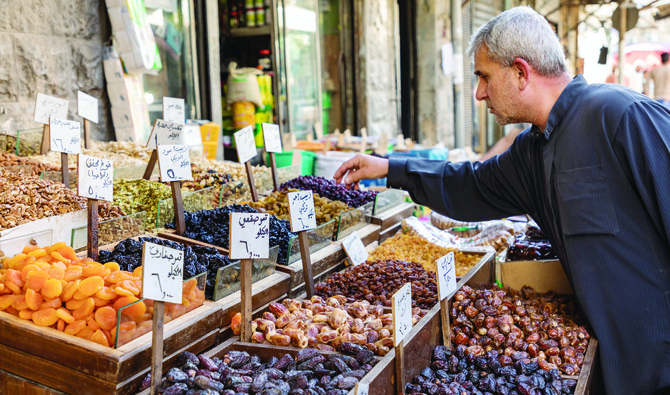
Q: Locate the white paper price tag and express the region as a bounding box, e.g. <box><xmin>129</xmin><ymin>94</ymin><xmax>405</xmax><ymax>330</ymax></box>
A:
<box><xmin>146</xmin><ymin>119</ymin><xmax>185</xmax><ymax>148</ymax></box>
<box><xmin>77</xmin><ymin>91</ymin><xmax>99</xmax><ymax>123</ymax></box>
<box><xmin>229</xmin><ymin>213</ymin><xmax>270</xmax><ymax>259</ymax></box>
<box><xmin>78</xmin><ymin>154</ymin><xmax>113</xmax><ymax>202</ymax></box>
<box><xmin>163</xmin><ymin>97</ymin><xmax>185</xmax><ymax>124</ymax></box>
<box><xmin>392</xmin><ymin>282</ymin><xmax>412</xmax><ymax>346</ymax></box>
<box><xmin>141</xmin><ymin>242</ymin><xmax>184</xmax><ymax>304</ymax></box>
<box><xmin>354</xmin><ymin>382</ymin><xmax>369</xmax><ymax>395</ymax></box>
<box><xmin>234</xmin><ymin>126</ymin><xmax>257</xmax><ymax>163</ymax></box>
<box><xmin>157</xmin><ymin>144</ymin><xmax>193</xmax><ymax>182</ymax></box>
<box><xmin>34</xmin><ymin>93</ymin><xmax>68</xmax><ymax>125</ymax></box>
<box><xmin>287</xmin><ymin>190</ymin><xmax>316</xmax><ymax>232</ymax></box>
<box><xmin>341</xmin><ymin>232</ymin><xmax>368</xmax><ymax>266</ymax></box>
<box><xmin>262</xmin><ymin>123</ymin><xmax>283</xmax><ymax>153</ymax></box>
<box><xmin>49</xmin><ymin>118</ymin><xmax>81</xmax><ymax>154</ymax></box>
<box><xmin>436</xmin><ymin>251</ymin><xmax>457</xmax><ymax>301</ymax></box>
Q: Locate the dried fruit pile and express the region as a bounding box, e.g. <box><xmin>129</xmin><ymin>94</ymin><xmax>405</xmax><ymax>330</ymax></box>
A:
<box><xmin>112</xmin><ymin>179</ymin><xmax>172</xmax><ymax>229</ymax></box>
<box><xmin>0</xmin><ymin>152</ymin><xmax>59</xmax><ymax>177</ymax></box>
<box><xmin>179</xmin><ymin>164</ymin><xmax>234</xmax><ymax>193</ymax></box>
<box><xmin>234</xmin><ymin>296</ymin><xmax>424</xmax><ymax>356</ymax></box>
<box><xmin>98</xmin><ymin>237</ymin><xmax>235</xmax><ymax>300</ymax></box>
<box><xmin>140</xmin><ymin>346</ymin><xmax>376</xmax><ymax>395</ymax></box>
<box><xmin>368</xmin><ymin>233</ymin><xmax>482</xmax><ymax>276</ymax></box>
<box><xmin>0</xmin><ymin>242</ymin><xmax>205</xmax><ymax>347</ymax></box>
<box><xmin>315</xmin><ymin>259</ymin><xmax>439</xmax><ymax>309</ymax></box>
<box><xmin>507</xmin><ymin>225</ymin><xmax>557</xmax><ymax>261</ymax></box>
<box><xmin>406</xmin><ymin>344</ymin><xmax>577</xmax><ymax>395</ymax></box>
<box><xmin>247</xmin><ymin>189</ymin><xmax>350</xmax><ymax>225</ymax></box>
<box><xmin>450</xmin><ymin>286</ymin><xmax>590</xmax><ymax>376</ymax></box>
<box><xmin>280</xmin><ymin>175</ymin><xmax>377</xmax><ymax>208</ymax></box>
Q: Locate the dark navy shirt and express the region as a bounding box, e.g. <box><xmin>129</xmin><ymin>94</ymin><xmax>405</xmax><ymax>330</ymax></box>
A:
<box><xmin>388</xmin><ymin>75</ymin><xmax>670</xmax><ymax>394</ymax></box>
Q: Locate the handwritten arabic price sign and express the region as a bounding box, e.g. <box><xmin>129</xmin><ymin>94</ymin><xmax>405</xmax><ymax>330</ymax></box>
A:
<box><xmin>341</xmin><ymin>232</ymin><xmax>368</xmax><ymax>266</ymax></box>
<box><xmin>163</xmin><ymin>97</ymin><xmax>186</xmax><ymax>124</ymax></box>
<box><xmin>234</xmin><ymin>126</ymin><xmax>257</xmax><ymax>164</ymax></box>
<box><xmin>34</xmin><ymin>93</ymin><xmax>68</xmax><ymax>125</ymax></box>
<box><xmin>436</xmin><ymin>251</ymin><xmax>457</xmax><ymax>301</ymax></box>
<box><xmin>229</xmin><ymin>213</ymin><xmax>270</xmax><ymax>259</ymax></box>
<box><xmin>49</xmin><ymin>118</ymin><xmax>81</xmax><ymax>154</ymax></box>
<box><xmin>78</xmin><ymin>154</ymin><xmax>113</xmax><ymax>202</ymax></box>
<box><xmin>392</xmin><ymin>282</ymin><xmax>412</xmax><ymax>347</ymax></box>
<box><xmin>262</xmin><ymin>123</ymin><xmax>283</xmax><ymax>153</ymax></box>
<box><xmin>77</xmin><ymin>91</ymin><xmax>99</xmax><ymax>123</ymax></box>
<box><xmin>287</xmin><ymin>190</ymin><xmax>316</xmax><ymax>232</ymax></box>
<box><xmin>157</xmin><ymin>144</ymin><xmax>193</xmax><ymax>182</ymax></box>
<box><xmin>141</xmin><ymin>242</ymin><xmax>184</xmax><ymax>304</ymax></box>
<box><xmin>146</xmin><ymin>119</ymin><xmax>185</xmax><ymax>148</ymax></box>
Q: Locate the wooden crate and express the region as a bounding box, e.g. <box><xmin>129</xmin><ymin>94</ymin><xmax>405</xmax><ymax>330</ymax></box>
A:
<box><xmin>497</xmin><ymin>258</ymin><xmax>573</xmax><ymax>294</ymax></box>
<box><xmin>370</xmin><ymin>201</ymin><xmax>414</xmax><ymax>243</ymax></box>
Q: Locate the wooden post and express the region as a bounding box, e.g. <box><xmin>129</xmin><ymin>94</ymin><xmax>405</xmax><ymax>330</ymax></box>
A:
<box><xmin>143</xmin><ymin>150</ymin><xmax>158</xmax><ymax>180</ymax></box>
<box><xmin>87</xmin><ymin>198</ymin><xmax>99</xmax><ymax>261</ymax></box>
<box><xmin>440</xmin><ymin>298</ymin><xmax>451</xmax><ymax>347</ymax></box>
<box><xmin>240</xmin><ymin>258</ymin><xmax>253</xmax><ymax>342</ymax></box>
<box><xmin>40</xmin><ymin>124</ymin><xmax>50</xmax><ymax>155</ymax></box>
<box><xmin>170</xmin><ymin>181</ymin><xmax>186</xmax><ymax>235</ymax></box>
<box><xmin>83</xmin><ymin>119</ymin><xmax>92</xmax><ymax>149</ymax></box>
<box><xmin>395</xmin><ymin>339</ymin><xmax>405</xmax><ymax>394</ymax></box>
<box><xmin>269</xmin><ymin>152</ymin><xmax>280</xmax><ymax>192</ymax></box>
<box><xmin>150</xmin><ymin>300</ymin><xmax>165</xmax><ymax>395</ymax></box>
<box><xmin>298</xmin><ymin>231</ymin><xmax>315</xmax><ymax>297</ymax></box>
<box><xmin>61</xmin><ymin>153</ymin><xmax>69</xmax><ymax>187</ymax></box>
<box><xmin>245</xmin><ymin>161</ymin><xmax>258</xmax><ymax>202</ymax></box>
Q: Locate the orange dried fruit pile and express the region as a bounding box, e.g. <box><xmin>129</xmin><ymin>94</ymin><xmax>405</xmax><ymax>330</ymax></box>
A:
<box><xmin>0</xmin><ymin>242</ymin><xmax>205</xmax><ymax>348</ymax></box>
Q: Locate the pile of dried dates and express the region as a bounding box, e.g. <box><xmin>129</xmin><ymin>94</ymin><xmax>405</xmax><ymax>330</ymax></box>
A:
<box><xmin>506</xmin><ymin>225</ymin><xmax>557</xmax><ymax>261</ymax></box>
<box><xmin>140</xmin><ymin>346</ymin><xmax>376</xmax><ymax>394</ymax></box>
<box><xmin>406</xmin><ymin>344</ymin><xmax>577</xmax><ymax>395</ymax></box>
<box><xmin>450</xmin><ymin>286</ymin><xmax>589</xmax><ymax>376</ymax></box>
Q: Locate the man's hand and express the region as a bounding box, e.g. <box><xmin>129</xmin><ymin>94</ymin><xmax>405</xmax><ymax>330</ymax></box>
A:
<box><xmin>333</xmin><ymin>154</ymin><xmax>389</xmax><ymax>188</ymax></box>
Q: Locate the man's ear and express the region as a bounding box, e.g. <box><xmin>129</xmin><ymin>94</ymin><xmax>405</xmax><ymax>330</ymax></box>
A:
<box><xmin>513</xmin><ymin>58</ymin><xmax>531</xmax><ymax>89</ymax></box>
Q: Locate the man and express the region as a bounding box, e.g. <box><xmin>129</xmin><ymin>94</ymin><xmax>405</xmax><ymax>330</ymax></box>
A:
<box><xmin>334</xmin><ymin>7</ymin><xmax>670</xmax><ymax>395</ymax></box>
<box><xmin>644</xmin><ymin>52</ymin><xmax>670</xmax><ymax>107</ymax></box>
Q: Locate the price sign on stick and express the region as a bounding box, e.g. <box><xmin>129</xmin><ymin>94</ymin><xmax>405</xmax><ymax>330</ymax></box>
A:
<box><xmin>392</xmin><ymin>282</ymin><xmax>412</xmax><ymax>347</ymax></box>
<box><xmin>342</xmin><ymin>232</ymin><xmax>368</xmax><ymax>266</ymax></box>
<box><xmin>78</xmin><ymin>154</ymin><xmax>113</xmax><ymax>202</ymax></box>
<box><xmin>163</xmin><ymin>97</ymin><xmax>185</xmax><ymax>124</ymax></box>
<box><xmin>262</xmin><ymin>123</ymin><xmax>282</xmax><ymax>153</ymax></box>
<box><xmin>34</xmin><ymin>93</ymin><xmax>68</xmax><ymax>125</ymax></box>
<box><xmin>141</xmin><ymin>242</ymin><xmax>184</xmax><ymax>304</ymax></box>
<box><xmin>77</xmin><ymin>91</ymin><xmax>98</xmax><ymax>124</ymax></box>
<box><xmin>235</xmin><ymin>126</ymin><xmax>259</xmax><ymax>201</ymax></box>
<box><xmin>157</xmin><ymin>145</ymin><xmax>193</xmax><ymax>182</ymax></box>
<box><xmin>437</xmin><ymin>252</ymin><xmax>457</xmax><ymax>301</ymax></box>
<box><xmin>146</xmin><ymin>119</ymin><xmax>185</xmax><ymax>148</ymax></box>
<box><xmin>49</xmin><ymin>118</ymin><xmax>81</xmax><ymax>154</ymax></box>
<box><xmin>287</xmin><ymin>191</ymin><xmax>316</xmax><ymax>232</ymax></box>
<box><xmin>229</xmin><ymin>213</ymin><xmax>270</xmax><ymax>259</ymax></box>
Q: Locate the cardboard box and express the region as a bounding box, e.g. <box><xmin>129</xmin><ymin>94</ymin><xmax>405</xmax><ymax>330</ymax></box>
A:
<box><xmin>200</xmin><ymin>122</ymin><xmax>220</xmax><ymax>143</ymax></box>
<box><xmin>202</xmin><ymin>141</ymin><xmax>218</xmax><ymax>160</ymax></box>
<box><xmin>497</xmin><ymin>259</ymin><xmax>573</xmax><ymax>294</ymax></box>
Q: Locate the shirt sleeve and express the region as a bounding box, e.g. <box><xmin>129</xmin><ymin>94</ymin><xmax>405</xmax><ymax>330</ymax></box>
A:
<box><xmin>386</xmin><ymin>136</ymin><xmax>537</xmax><ymax>222</ymax></box>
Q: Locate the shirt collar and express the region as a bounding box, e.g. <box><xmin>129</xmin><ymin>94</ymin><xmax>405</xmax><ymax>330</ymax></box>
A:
<box><xmin>531</xmin><ymin>74</ymin><xmax>588</xmax><ymax>141</ymax></box>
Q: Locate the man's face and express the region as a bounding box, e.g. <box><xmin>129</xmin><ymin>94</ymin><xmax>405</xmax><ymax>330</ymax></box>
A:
<box><xmin>474</xmin><ymin>46</ymin><xmax>524</xmax><ymax>126</ymax></box>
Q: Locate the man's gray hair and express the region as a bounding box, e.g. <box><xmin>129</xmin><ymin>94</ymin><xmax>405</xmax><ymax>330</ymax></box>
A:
<box><xmin>467</xmin><ymin>6</ymin><xmax>567</xmax><ymax>77</ymax></box>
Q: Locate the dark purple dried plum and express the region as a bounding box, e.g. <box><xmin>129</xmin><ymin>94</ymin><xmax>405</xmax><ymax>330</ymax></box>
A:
<box><xmin>194</xmin><ymin>375</ymin><xmax>225</xmax><ymax>392</ymax></box>
<box><xmin>163</xmin><ymin>383</ymin><xmax>189</xmax><ymax>395</ymax></box>
<box><xmin>275</xmin><ymin>354</ymin><xmax>294</xmax><ymax>371</ymax></box>
<box><xmin>166</xmin><ymin>368</ymin><xmax>189</xmax><ymax>383</ymax></box>
<box><xmin>296</xmin><ymin>349</ymin><xmax>320</xmax><ymax>363</ymax></box>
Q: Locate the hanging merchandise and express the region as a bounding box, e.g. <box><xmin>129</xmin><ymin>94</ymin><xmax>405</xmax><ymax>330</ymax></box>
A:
<box><xmin>226</xmin><ymin>62</ymin><xmax>264</xmax><ymax>108</ymax></box>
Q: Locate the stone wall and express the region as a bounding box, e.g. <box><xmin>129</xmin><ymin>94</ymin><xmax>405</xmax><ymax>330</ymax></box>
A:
<box><xmin>0</xmin><ymin>0</ymin><xmax>110</xmax><ymax>145</ymax></box>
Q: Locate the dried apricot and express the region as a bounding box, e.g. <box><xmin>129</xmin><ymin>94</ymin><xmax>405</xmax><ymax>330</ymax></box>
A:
<box><xmin>25</xmin><ymin>289</ymin><xmax>43</xmax><ymax>311</ymax></box>
<box><xmin>72</xmin><ymin>298</ymin><xmax>95</xmax><ymax>320</ymax></box>
<box><xmin>0</xmin><ymin>295</ymin><xmax>16</xmax><ymax>310</ymax></box>
<box><xmin>76</xmin><ymin>326</ymin><xmax>94</xmax><ymax>340</ymax></box>
<box><xmin>103</xmin><ymin>262</ymin><xmax>120</xmax><ymax>272</ymax></box>
<box><xmin>64</xmin><ymin>319</ymin><xmax>86</xmax><ymax>335</ymax></box>
<box><xmin>19</xmin><ymin>310</ymin><xmax>33</xmax><ymax>320</ymax></box>
<box><xmin>5</xmin><ymin>269</ymin><xmax>24</xmax><ymax>288</ymax></box>
<box><xmin>87</xmin><ymin>317</ymin><xmax>100</xmax><ymax>331</ymax></box>
<box><xmin>56</xmin><ymin>307</ymin><xmax>75</xmax><ymax>324</ymax></box>
<box><xmin>46</xmin><ymin>242</ymin><xmax>66</xmax><ymax>254</ymax></box>
<box><xmin>5</xmin><ymin>281</ymin><xmax>21</xmax><ymax>295</ymax></box>
<box><xmin>25</xmin><ymin>270</ymin><xmax>49</xmax><ymax>292</ymax></box>
<box><xmin>20</xmin><ymin>264</ymin><xmax>39</xmax><ymax>282</ymax></box>
<box><xmin>90</xmin><ymin>329</ymin><xmax>109</xmax><ymax>347</ymax></box>
<box><xmin>113</xmin><ymin>286</ymin><xmax>134</xmax><ymax>297</ymax></box>
<box><xmin>56</xmin><ymin>318</ymin><xmax>65</xmax><ymax>331</ymax></box>
<box><xmin>46</xmin><ymin>266</ymin><xmax>65</xmax><ymax>280</ymax></box>
<box><xmin>26</xmin><ymin>248</ymin><xmax>47</xmax><ymax>259</ymax></box>
<box><xmin>66</xmin><ymin>297</ymin><xmax>90</xmax><ymax>310</ymax></box>
<box><xmin>39</xmin><ymin>298</ymin><xmax>62</xmax><ymax>309</ymax></box>
<box><xmin>132</xmin><ymin>266</ymin><xmax>143</xmax><ymax>278</ymax></box>
<box><xmin>82</xmin><ymin>263</ymin><xmax>104</xmax><ymax>277</ymax></box>
<box><xmin>12</xmin><ymin>295</ymin><xmax>28</xmax><ymax>311</ymax></box>
<box><xmin>119</xmin><ymin>280</ymin><xmax>140</xmax><ymax>296</ymax></box>
<box><xmin>62</xmin><ymin>280</ymin><xmax>80</xmax><ymax>302</ymax></box>
<box><xmin>22</xmin><ymin>245</ymin><xmax>40</xmax><ymax>254</ymax></box>
<box><xmin>6</xmin><ymin>253</ymin><xmax>27</xmax><ymax>270</ymax></box>
<box><xmin>104</xmin><ymin>270</ymin><xmax>129</xmax><ymax>284</ymax></box>
<box><xmin>76</xmin><ymin>276</ymin><xmax>104</xmax><ymax>298</ymax></box>
<box><xmin>41</xmin><ymin>278</ymin><xmax>63</xmax><ymax>299</ymax></box>
<box><xmin>50</xmin><ymin>251</ymin><xmax>70</xmax><ymax>265</ymax></box>
<box><xmin>95</xmin><ymin>287</ymin><xmax>117</xmax><ymax>301</ymax></box>
<box><xmin>94</xmin><ymin>306</ymin><xmax>117</xmax><ymax>331</ymax></box>
<box><xmin>63</xmin><ymin>266</ymin><xmax>83</xmax><ymax>281</ymax></box>
<box><xmin>32</xmin><ymin>308</ymin><xmax>59</xmax><ymax>326</ymax></box>
<box><xmin>57</xmin><ymin>246</ymin><xmax>77</xmax><ymax>262</ymax></box>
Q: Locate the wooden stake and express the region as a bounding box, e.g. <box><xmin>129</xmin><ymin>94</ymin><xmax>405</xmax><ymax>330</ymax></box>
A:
<box><xmin>40</xmin><ymin>124</ymin><xmax>50</xmax><ymax>155</ymax></box>
<box><xmin>61</xmin><ymin>153</ymin><xmax>69</xmax><ymax>187</ymax></box>
<box><xmin>245</xmin><ymin>161</ymin><xmax>258</xmax><ymax>202</ymax></box>
<box><xmin>171</xmin><ymin>181</ymin><xmax>186</xmax><ymax>235</ymax></box>
<box><xmin>395</xmin><ymin>339</ymin><xmax>405</xmax><ymax>394</ymax></box>
<box><xmin>240</xmin><ymin>258</ymin><xmax>253</xmax><ymax>342</ymax></box>
<box><xmin>87</xmin><ymin>198</ymin><xmax>99</xmax><ymax>261</ymax></box>
<box><xmin>83</xmin><ymin>119</ymin><xmax>92</xmax><ymax>149</ymax></box>
<box><xmin>440</xmin><ymin>298</ymin><xmax>451</xmax><ymax>347</ymax></box>
<box><xmin>143</xmin><ymin>150</ymin><xmax>158</xmax><ymax>180</ymax></box>
<box><xmin>150</xmin><ymin>300</ymin><xmax>165</xmax><ymax>395</ymax></box>
<box><xmin>298</xmin><ymin>231</ymin><xmax>315</xmax><ymax>297</ymax></box>
<box><xmin>269</xmin><ymin>152</ymin><xmax>279</xmax><ymax>192</ymax></box>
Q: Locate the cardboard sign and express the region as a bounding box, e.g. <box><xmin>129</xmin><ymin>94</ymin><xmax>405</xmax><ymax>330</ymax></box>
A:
<box><xmin>436</xmin><ymin>251</ymin><xmax>457</xmax><ymax>301</ymax></box>
<box><xmin>354</xmin><ymin>382</ymin><xmax>369</xmax><ymax>395</ymax></box>
<box><xmin>234</xmin><ymin>126</ymin><xmax>257</xmax><ymax>164</ymax></box>
<box><xmin>141</xmin><ymin>242</ymin><xmax>184</xmax><ymax>304</ymax></box>
<box><xmin>77</xmin><ymin>91</ymin><xmax>99</xmax><ymax>123</ymax></box>
<box><xmin>341</xmin><ymin>232</ymin><xmax>368</xmax><ymax>266</ymax></box>
<box><xmin>34</xmin><ymin>93</ymin><xmax>68</xmax><ymax>125</ymax></box>
<box><xmin>229</xmin><ymin>213</ymin><xmax>270</xmax><ymax>259</ymax></box>
<box><xmin>146</xmin><ymin>119</ymin><xmax>185</xmax><ymax>148</ymax></box>
<box><xmin>287</xmin><ymin>190</ymin><xmax>316</xmax><ymax>232</ymax></box>
<box><xmin>262</xmin><ymin>123</ymin><xmax>282</xmax><ymax>153</ymax></box>
<box><xmin>49</xmin><ymin>118</ymin><xmax>81</xmax><ymax>154</ymax></box>
<box><xmin>78</xmin><ymin>154</ymin><xmax>113</xmax><ymax>202</ymax></box>
<box><xmin>163</xmin><ymin>97</ymin><xmax>185</xmax><ymax>124</ymax></box>
<box><xmin>392</xmin><ymin>282</ymin><xmax>412</xmax><ymax>346</ymax></box>
<box><xmin>157</xmin><ymin>144</ymin><xmax>193</xmax><ymax>182</ymax></box>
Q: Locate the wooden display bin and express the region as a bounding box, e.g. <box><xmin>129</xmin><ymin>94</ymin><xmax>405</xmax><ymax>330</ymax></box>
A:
<box><xmin>371</xmin><ymin>201</ymin><xmax>414</xmax><ymax>243</ymax></box>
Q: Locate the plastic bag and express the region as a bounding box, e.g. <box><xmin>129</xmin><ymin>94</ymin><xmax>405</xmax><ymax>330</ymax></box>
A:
<box><xmin>226</xmin><ymin>62</ymin><xmax>263</xmax><ymax>108</ymax></box>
